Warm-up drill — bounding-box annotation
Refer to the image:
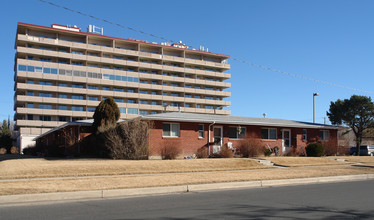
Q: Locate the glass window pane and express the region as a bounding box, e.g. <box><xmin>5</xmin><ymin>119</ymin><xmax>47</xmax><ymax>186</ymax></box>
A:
<box><xmin>27</xmin><ymin>66</ymin><xmax>35</xmax><ymax>72</ymax></box>
<box><xmin>270</xmin><ymin>129</ymin><xmax>277</xmax><ymax>140</ymax></box>
<box><xmin>163</xmin><ymin>123</ymin><xmax>170</xmax><ymax>136</ymax></box>
<box><xmin>18</xmin><ymin>65</ymin><xmax>27</xmax><ymax>71</ymax></box>
<box><xmin>229</xmin><ymin>127</ymin><xmax>237</xmax><ymax>138</ymax></box>
<box><xmin>261</xmin><ymin>129</ymin><xmax>268</xmax><ymax>139</ymax></box>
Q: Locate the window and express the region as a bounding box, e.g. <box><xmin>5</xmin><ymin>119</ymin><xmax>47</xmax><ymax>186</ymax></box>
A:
<box><xmin>113</xmin><ymin>87</ymin><xmax>124</xmax><ymax>92</ymax></box>
<box><xmin>198</xmin><ymin>124</ymin><xmax>204</xmax><ymax>138</ymax></box>
<box><xmin>58</xmin><ymin>116</ymin><xmax>68</xmax><ymax>122</ymax></box>
<box><xmin>27</xmin><ymin>114</ymin><xmax>33</xmax><ymax>120</ymax></box>
<box><xmin>319</xmin><ymin>130</ymin><xmax>330</xmax><ymax>141</ymax></box>
<box><xmin>261</xmin><ymin>128</ymin><xmax>277</xmax><ymax>140</ymax></box>
<box><xmin>72</xmin><ymin>84</ymin><xmax>84</xmax><ymax>88</ymax></box>
<box><xmin>72</xmin><ymin>51</ymin><xmax>84</xmax><ymax>55</ymax></box>
<box><xmin>72</xmin><ymin>95</ymin><xmax>84</xmax><ymax>100</ymax></box>
<box><xmin>88</xmin><ymin>85</ymin><xmax>98</xmax><ymax>90</ymax></box>
<box><xmin>27</xmin><ymin>91</ymin><xmax>34</xmax><ymax>96</ymax></box>
<box><xmin>140</xmin><ymin>110</ymin><xmax>148</xmax><ymax>115</ymax></box>
<box><xmin>58</xmin><ymin>94</ymin><xmax>68</xmax><ymax>99</ymax></box>
<box><xmin>87</xmin><ymin>107</ymin><xmax>96</xmax><ymax>112</ymax></box>
<box><xmin>119</xmin><ymin>108</ymin><xmax>126</xmax><ymax>114</ymax></box>
<box><xmin>114</xmin><ymin>98</ymin><xmax>124</xmax><ymax>103</ymax></box>
<box><xmin>88</xmin><ymin>96</ymin><xmax>98</xmax><ymax>101</ymax></box>
<box><xmin>39</xmin><ymin>81</ymin><xmax>53</xmax><ymax>86</ymax></box>
<box><xmin>151</xmin><ymin>101</ymin><xmax>157</xmax><ymax>105</ymax></box>
<box><xmin>102</xmin><ymin>87</ymin><xmax>110</xmax><ymax>91</ymax></box>
<box><xmin>58</xmin><ymin>105</ymin><xmax>67</xmax><ymax>110</ymax></box>
<box><xmin>140</xmin><ymin>100</ymin><xmax>148</xmax><ymax>104</ymax></box>
<box><xmin>127</xmin><ymin>89</ymin><xmax>134</xmax><ymax>93</ymax></box>
<box><xmin>127</xmin><ymin>99</ymin><xmax>135</xmax><ymax>104</ymax></box>
<box><xmin>26</xmin><ymin>80</ymin><xmax>34</xmax><ymax>84</ymax></box>
<box><xmin>127</xmin><ymin>108</ymin><xmax>138</xmax><ymax>114</ymax></box>
<box><xmin>72</xmin><ymin>106</ymin><xmax>84</xmax><ymax>111</ymax></box>
<box><xmin>163</xmin><ymin>123</ymin><xmax>180</xmax><ymax>137</ymax></box>
<box><xmin>58</xmin><ymin>83</ymin><xmax>68</xmax><ymax>87</ymax></box>
<box><xmin>39</xmin><ymin>116</ymin><xmax>51</xmax><ymax>121</ymax></box>
<box><xmin>303</xmin><ymin>129</ymin><xmax>307</xmax><ymax>141</ymax></box>
<box><xmin>27</xmin><ymin>103</ymin><xmax>34</xmax><ymax>108</ymax></box>
<box><xmin>229</xmin><ymin>127</ymin><xmax>246</xmax><ymax>139</ymax></box>
<box><xmin>39</xmin><ymin>104</ymin><xmax>52</xmax><ymax>109</ymax></box>
<box><xmin>39</xmin><ymin>92</ymin><xmax>52</xmax><ymax>98</ymax></box>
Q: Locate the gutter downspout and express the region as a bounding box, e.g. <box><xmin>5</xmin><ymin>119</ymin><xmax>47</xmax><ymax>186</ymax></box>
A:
<box><xmin>208</xmin><ymin>121</ymin><xmax>216</xmax><ymax>156</ymax></box>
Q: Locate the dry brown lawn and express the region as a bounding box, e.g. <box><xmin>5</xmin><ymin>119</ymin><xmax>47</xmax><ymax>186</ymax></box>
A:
<box><xmin>1</xmin><ymin>156</ymin><xmax>374</xmax><ymax>196</ymax></box>
<box><xmin>0</xmin><ymin>157</ymin><xmax>265</xmax><ymax>179</ymax></box>
<box><xmin>0</xmin><ymin>165</ymin><xmax>373</xmax><ymax>196</ymax></box>
<box><xmin>261</xmin><ymin>157</ymin><xmax>353</xmax><ymax>167</ymax></box>
<box><xmin>333</xmin><ymin>156</ymin><xmax>374</xmax><ymax>164</ymax></box>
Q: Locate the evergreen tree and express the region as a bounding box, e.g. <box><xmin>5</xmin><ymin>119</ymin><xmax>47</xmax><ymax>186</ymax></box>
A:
<box><xmin>92</xmin><ymin>97</ymin><xmax>120</xmax><ymax>134</ymax></box>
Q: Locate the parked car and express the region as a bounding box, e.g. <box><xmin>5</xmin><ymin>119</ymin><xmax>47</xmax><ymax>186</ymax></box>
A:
<box><xmin>350</xmin><ymin>145</ymin><xmax>374</xmax><ymax>156</ymax></box>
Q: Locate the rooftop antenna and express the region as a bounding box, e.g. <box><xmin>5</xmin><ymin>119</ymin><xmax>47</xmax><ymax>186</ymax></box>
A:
<box><xmin>263</xmin><ymin>113</ymin><xmax>267</xmax><ymax>118</ymax></box>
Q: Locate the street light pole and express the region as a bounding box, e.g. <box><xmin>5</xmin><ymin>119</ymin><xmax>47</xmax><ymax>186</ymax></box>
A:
<box><xmin>313</xmin><ymin>93</ymin><xmax>319</xmax><ymax>123</ymax></box>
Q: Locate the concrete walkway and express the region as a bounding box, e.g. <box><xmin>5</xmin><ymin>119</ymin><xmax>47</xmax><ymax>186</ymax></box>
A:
<box><xmin>1</xmin><ymin>174</ymin><xmax>373</xmax><ymax>206</ymax></box>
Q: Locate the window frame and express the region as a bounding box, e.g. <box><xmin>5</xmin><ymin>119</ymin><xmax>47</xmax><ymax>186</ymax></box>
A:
<box><xmin>198</xmin><ymin>124</ymin><xmax>204</xmax><ymax>138</ymax></box>
<box><xmin>302</xmin><ymin>129</ymin><xmax>307</xmax><ymax>141</ymax></box>
<box><xmin>261</xmin><ymin>128</ymin><xmax>277</xmax><ymax>140</ymax></box>
<box><xmin>162</xmin><ymin>123</ymin><xmax>180</xmax><ymax>138</ymax></box>
<box><xmin>229</xmin><ymin>126</ymin><xmax>246</xmax><ymax>139</ymax></box>
<box><xmin>319</xmin><ymin>130</ymin><xmax>330</xmax><ymax>141</ymax></box>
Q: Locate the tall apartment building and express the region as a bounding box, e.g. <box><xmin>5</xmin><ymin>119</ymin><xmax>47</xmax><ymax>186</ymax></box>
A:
<box><xmin>14</xmin><ymin>22</ymin><xmax>231</xmax><ymax>150</ymax></box>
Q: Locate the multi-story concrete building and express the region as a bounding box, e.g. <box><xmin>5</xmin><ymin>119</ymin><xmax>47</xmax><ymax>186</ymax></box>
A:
<box><xmin>14</xmin><ymin>22</ymin><xmax>231</xmax><ymax>150</ymax></box>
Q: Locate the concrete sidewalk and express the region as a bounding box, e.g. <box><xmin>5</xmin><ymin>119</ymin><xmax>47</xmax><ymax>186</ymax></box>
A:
<box><xmin>1</xmin><ymin>174</ymin><xmax>373</xmax><ymax>207</ymax></box>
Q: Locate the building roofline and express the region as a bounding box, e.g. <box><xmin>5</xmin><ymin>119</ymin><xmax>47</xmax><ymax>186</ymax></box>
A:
<box><xmin>141</xmin><ymin>112</ymin><xmax>339</xmax><ymax>130</ymax></box>
<box><xmin>17</xmin><ymin>22</ymin><xmax>230</xmax><ymax>58</ymax></box>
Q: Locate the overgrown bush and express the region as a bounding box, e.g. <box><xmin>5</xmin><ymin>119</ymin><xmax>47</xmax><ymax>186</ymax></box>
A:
<box><xmin>196</xmin><ymin>146</ymin><xmax>209</xmax><ymax>158</ymax></box>
<box><xmin>161</xmin><ymin>140</ymin><xmax>181</xmax><ymax>160</ymax></box>
<box><xmin>0</xmin><ymin>148</ymin><xmax>6</xmax><ymax>154</ymax></box>
<box><xmin>92</xmin><ymin>120</ymin><xmax>151</xmax><ymax>159</ymax></box>
<box><xmin>306</xmin><ymin>143</ymin><xmax>324</xmax><ymax>157</ymax></box>
<box><xmin>10</xmin><ymin>146</ymin><xmax>19</xmax><ymax>154</ymax></box>
<box><xmin>237</xmin><ymin>139</ymin><xmax>264</xmax><ymax>157</ymax></box>
<box><xmin>220</xmin><ymin>144</ymin><xmax>234</xmax><ymax>158</ymax></box>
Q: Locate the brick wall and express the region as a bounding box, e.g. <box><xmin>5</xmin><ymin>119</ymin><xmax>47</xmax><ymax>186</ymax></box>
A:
<box><xmin>148</xmin><ymin>120</ymin><xmax>338</xmax><ymax>157</ymax></box>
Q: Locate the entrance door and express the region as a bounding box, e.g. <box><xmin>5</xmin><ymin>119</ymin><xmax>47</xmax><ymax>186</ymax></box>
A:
<box><xmin>213</xmin><ymin>126</ymin><xmax>223</xmax><ymax>153</ymax></box>
<box><xmin>282</xmin><ymin>129</ymin><xmax>291</xmax><ymax>155</ymax></box>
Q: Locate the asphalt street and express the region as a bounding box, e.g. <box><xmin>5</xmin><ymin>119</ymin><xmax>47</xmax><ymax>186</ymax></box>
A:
<box><xmin>1</xmin><ymin>180</ymin><xmax>373</xmax><ymax>219</ymax></box>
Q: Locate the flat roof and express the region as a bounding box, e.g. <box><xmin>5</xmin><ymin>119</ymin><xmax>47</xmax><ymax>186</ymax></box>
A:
<box><xmin>17</xmin><ymin>22</ymin><xmax>230</xmax><ymax>58</ymax></box>
<box><xmin>142</xmin><ymin>112</ymin><xmax>339</xmax><ymax>130</ymax></box>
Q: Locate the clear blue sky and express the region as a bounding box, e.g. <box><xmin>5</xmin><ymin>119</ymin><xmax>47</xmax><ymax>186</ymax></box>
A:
<box><xmin>1</xmin><ymin>0</ymin><xmax>374</xmax><ymax>124</ymax></box>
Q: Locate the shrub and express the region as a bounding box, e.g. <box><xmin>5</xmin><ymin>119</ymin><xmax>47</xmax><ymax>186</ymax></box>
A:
<box><xmin>161</xmin><ymin>140</ymin><xmax>181</xmax><ymax>160</ymax></box>
<box><xmin>220</xmin><ymin>144</ymin><xmax>234</xmax><ymax>158</ymax></box>
<box><xmin>306</xmin><ymin>143</ymin><xmax>324</xmax><ymax>157</ymax></box>
<box><xmin>0</xmin><ymin>148</ymin><xmax>6</xmax><ymax>154</ymax></box>
<box><xmin>196</xmin><ymin>146</ymin><xmax>209</xmax><ymax>158</ymax></box>
<box><xmin>264</xmin><ymin>148</ymin><xmax>272</xmax><ymax>156</ymax></box>
<box><xmin>10</xmin><ymin>146</ymin><xmax>19</xmax><ymax>154</ymax></box>
<box><xmin>237</xmin><ymin>139</ymin><xmax>264</xmax><ymax>157</ymax></box>
<box><xmin>92</xmin><ymin>120</ymin><xmax>151</xmax><ymax>159</ymax></box>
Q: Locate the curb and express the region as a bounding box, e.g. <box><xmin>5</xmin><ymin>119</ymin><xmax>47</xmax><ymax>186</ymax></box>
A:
<box><xmin>1</xmin><ymin>174</ymin><xmax>373</xmax><ymax>206</ymax></box>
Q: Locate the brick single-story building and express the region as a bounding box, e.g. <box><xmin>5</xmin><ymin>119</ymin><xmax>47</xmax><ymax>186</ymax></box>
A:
<box><xmin>34</xmin><ymin>112</ymin><xmax>339</xmax><ymax>158</ymax></box>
